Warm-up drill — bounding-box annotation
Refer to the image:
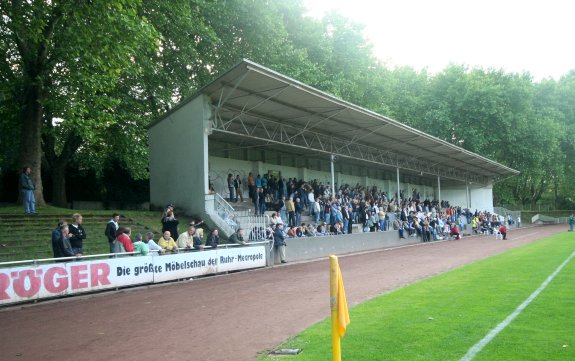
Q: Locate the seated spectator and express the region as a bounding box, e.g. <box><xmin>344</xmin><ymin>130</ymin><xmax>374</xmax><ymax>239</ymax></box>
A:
<box><xmin>304</xmin><ymin>223</ymin><xmax>316</xmax><ymax>237</ymax></box>
<box><xmin>193</xmin><ymin>228</ymin><xmax>204</xmax><ymax>250</ymax></box>
<box><xmin>499</xmin><ymin>224</ymin><xmax>507</xmax><ymax>240</ymax></box>
<box><xmin>316</xmin><ymin>222</ymin><xmax>328</xmax><ymax>236</ymax></box>
<box><xmin>144</xmin><ymin>232</ymin><xmax>164</xmax><ymax>254</ymax></box>
<box><xmin>229</xmin><ymin>228</ymin><xmax>247</xmax><ymax>245</ymax></box>
<box><xmin>177</xmin><ymin>225</ymin><xmax>195</xmax><ymax>250</ymax></box>
<box><xmin>158</xmin><ymin>230</ymin><xmax>178</xmax><ymax>253</ymax></box>
<box><xmin>450</xmin><ymin>224</ymin><xmax>461</xmax><ymax>240</ymax></box>
<box><xmin>132</xmin><ymin>233</ymin><xmax>149</xmax><ymax>256</ymax></box>
<box><xmin>52</xmin><ymin>225</ymin><xmax>81</xmax><ymax>261</ymax></box>
<box><xmin>206</xmin><ymin>229</ymin><xmax>220</xmax><ymax>248</ymax></box>
<box><xmin>115</xmin><ymin>227</ymin><xmax>134</xmax><ymax>253</ymax></box>
<box><xmin>286</xmin><ymin>226</ymin><xmax>297</xmax><ymax>238</ymax></box>
<box><xmin>296</xmin><ymin>224</ymin><xmax>305</xmax><ymax>237</ymax></box>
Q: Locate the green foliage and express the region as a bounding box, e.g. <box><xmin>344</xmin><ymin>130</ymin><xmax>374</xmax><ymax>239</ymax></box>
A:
<box><xmin>0</xmin><ymin>1</ymin><xmax>573</xmax><ymax>208</ymax></box>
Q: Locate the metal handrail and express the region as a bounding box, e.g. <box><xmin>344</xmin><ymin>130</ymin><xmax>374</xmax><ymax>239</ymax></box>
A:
<box><xmin>0</xmin><ymin>240</ymin><xmax>271</xmax><ymax>267</ymax></box>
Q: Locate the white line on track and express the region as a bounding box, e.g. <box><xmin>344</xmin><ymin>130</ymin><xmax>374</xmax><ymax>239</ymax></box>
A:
<box><xmin>460</xmin><ymin>249</ymin><xmax>575</xmax><ymax>361</ymax></box>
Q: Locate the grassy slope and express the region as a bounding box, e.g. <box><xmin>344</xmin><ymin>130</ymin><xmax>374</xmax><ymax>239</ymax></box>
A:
<box><xmin>258</xmin><ymin>232</ymin><xmax>575</xmax><ymax>360</ymax></box>
<box><xmin>0</xmin><ymin>205</ymin><xmax>204</xmax><ymax>262</ymax></box>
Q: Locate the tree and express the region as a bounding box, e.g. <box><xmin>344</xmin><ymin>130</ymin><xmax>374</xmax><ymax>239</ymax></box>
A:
<box><xmin>1</xmin><ymin>0</ymin><xmax>157</xmax><ymax>205</ymax></box>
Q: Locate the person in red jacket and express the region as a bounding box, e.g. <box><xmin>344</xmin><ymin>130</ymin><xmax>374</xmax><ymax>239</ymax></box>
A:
<box><xmin>450</xmin><ymin>223</ymin><xmax>461</xmax><ymax>240</ymax></box>
<box><xmin>115</xmin><ymin>227</ymin><xmax>134</xmax><ymax>253</ymax></box>
<box><xmin>499</xmin><ymin>224</ymin><xmax>507</xmax><ymax>240</ymax></box>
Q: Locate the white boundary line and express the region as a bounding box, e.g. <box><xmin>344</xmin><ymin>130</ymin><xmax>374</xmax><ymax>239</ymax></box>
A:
<box><xmin>460</xmin><ymin>250</ymin><xmax>575</xmax><ymax>361</ymax></box>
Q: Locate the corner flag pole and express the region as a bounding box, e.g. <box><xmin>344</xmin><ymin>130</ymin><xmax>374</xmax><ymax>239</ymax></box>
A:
<box><xmin>330</xmin><ymin>255</ymin><xmax>350</xmax><ymax>361</ymax></box>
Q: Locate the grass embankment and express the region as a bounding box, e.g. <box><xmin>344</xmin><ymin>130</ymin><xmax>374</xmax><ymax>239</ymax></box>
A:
<box><xmin>0</xmin><ymin>204</ymin><xmax>201</xmax><ymax>263</ymax></box>
<box><xmin>259</xmin><ymin>232</ymin><xmax>575</xmax><ymax>360</ymax></box>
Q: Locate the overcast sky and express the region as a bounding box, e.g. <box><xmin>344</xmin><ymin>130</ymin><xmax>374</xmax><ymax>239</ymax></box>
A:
<box><xmin>303</xmin><ymin>0</ymin><xmax>574</xmax><ymax>81</ymax></box>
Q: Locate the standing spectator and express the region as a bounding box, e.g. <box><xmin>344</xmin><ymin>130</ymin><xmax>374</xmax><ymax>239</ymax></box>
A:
<box><xmin>105</xmin><ymin>213</ymin><xmax>120</xmax><ymax>253</ymax></box>
<box><xmin>132</xmin><ymin>233</ymin><xmax>149</xmax><ymax>255</ymax></box>
<box><xmin>206</xmin><ymin>229</ymin><xmax>220</xmax><ymax>248</ymax></box>
<box><xmin>52</xmin><ymin>225</ymin><xmax>81</xmax><ymax>260</ymax></box>
<box><xmin>294</xmin><ymin>197</ymin><xmax>303</xmax><ymax>227</ymax></box>
<box><xmin>177</xmin><ymin>225</ymin><xmax>195</xmax><ymax>250</ymax></box>
<box><xmin>234</xmin><ymin>175</ymin><xmax>244</xmax><ymax>202</ymax></box>
<box><xmin>69</xmin><ymin>213</ymin><xmax>86</xmax><ymax>255</ymax></box>
<box><xmin>52</xmin><ymin>219</ymin><xmax>67</xmax><ymax>247</ymax></box>
<box><xmin>247</xmin><ymin>172</ymin><xmax>256</xmax><ymax>201</ymax></box>
<box><xmin>274</xmin><ymin>223</ymin><xmax>287</xmax><ymax>263</ymax></box>
<box><xmin>144</xmin><ymin>232</ymin><xmax>164</xmax><ymax>254</ymax></box>
<box><xmin>258</xmin><ymin>188</ymin><xmax>267</xmax><ymax>215</ymax></box>
<box><xmin>161</xmin><ymin>204</ymin><xmax>179</xmax><ymax>240</ymax></box>
<box><xmin>227</xmin><ymin>173</ymin><xmax>235</xmax><ymax>202</ymax></box>
<box><xmin>115</xmin><ymin>227</ymin><xmax>134</xmax><ymax>253</ymax></box>
<box><xmin>279</xmin><ymin>196</ymin><xmax>287</xmax><ymax>224</ymax></box>
<box><xmin>569</xmin><ymin>214</ymin><xmax>574</xmax><ymax>232</ymax></box>
<box><xmin>516</xmin><ymin>216</ymin><xmax>521</xmax><ymax>228</ymax></box>
<box><xmin>253</xmin><ymin>187</ymin><xmax>261</xmax><ymax>215</ymax></box>
<box><xmin>158</xmin><ymin>230</ymin><xmax>178</xmax><ymax>253</ymax></box>
<box><xmin>20</xmin><ymin>166</ymin><xmax>36</xmax><ymax>215</ymax></box>
<box><xmin>289</xmin><ymin>197</ymin><xmax>297</xmax><ymax>225</ymax></box>
<box><xmin>307</xmin><ymin>189</ymin><xmax>315</xmax><ymax>216</ymax></box>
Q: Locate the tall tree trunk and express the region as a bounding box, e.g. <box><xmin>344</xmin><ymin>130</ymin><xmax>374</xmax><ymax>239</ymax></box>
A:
<box><xmin>19</xmin><ymin>83</ymin><xmax>46</xmax><ymax>206</ymax></box>
<box><xmin>51</xmin><ymin>160</ymin><xmax>67</xmax><ymax>207</ymax></box>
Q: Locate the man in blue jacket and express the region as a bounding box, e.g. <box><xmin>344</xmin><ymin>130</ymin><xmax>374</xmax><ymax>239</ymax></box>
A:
<box><xmin>20</xmin><ymin>166</ymin><xmax>36</xmax><ymax>215</ymax></box>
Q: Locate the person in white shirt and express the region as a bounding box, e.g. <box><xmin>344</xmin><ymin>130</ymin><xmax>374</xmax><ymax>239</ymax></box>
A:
<box><xmin>307</xmin><ymin>190</ymin><xmax>315</xmax><ymax>216</ymax></box>
<box><xmin>144</xmin><ymin>232</ymin><xmax>164</xmax><ymax>254</ymax></box>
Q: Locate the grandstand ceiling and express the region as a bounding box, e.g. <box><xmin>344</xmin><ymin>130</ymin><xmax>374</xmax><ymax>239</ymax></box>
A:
<box><xmin>179</xmin><ymin>60</ymin><xmax>519</xmax><ymax>186</ymax></box>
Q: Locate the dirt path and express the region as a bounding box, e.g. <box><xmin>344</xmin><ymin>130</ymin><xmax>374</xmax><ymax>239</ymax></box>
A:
<box><xmin>0</xmin><ymin>225</ymin><xmax>564</xmax><ymax>361</ymax></box>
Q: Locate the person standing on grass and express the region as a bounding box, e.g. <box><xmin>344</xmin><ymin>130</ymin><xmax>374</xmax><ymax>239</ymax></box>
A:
<box><xmin>161</xmin><ymin>204</ymin><xmax>179</xmax><ymax>240</ymax></box>
<box><xmin>105</xmin><ymin>213</ymin><xmax>120</xmax><ymax>253</ymax></box>
<box><xmin>69</xmin><ymin>213</ymin><xmax>87</xmax><ymax>255</ymax></box>
<box><xmin>20</xmin><ymin>166</ymin><xmax>36</xmax><ymax>215</ymax></box>
<box><xmin>569</xmin><ymin>214</ymin><xmax>574</xmax><ymax>232</ymax></box>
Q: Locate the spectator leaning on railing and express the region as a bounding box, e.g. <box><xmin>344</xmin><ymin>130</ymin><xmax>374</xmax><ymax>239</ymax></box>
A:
<box><xmin>52</xmin><ymin>225</ymin><xmax>82</xmax><ymax>260</ymax></box>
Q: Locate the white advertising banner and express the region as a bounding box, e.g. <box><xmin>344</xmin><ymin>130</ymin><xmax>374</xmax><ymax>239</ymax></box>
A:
<box><xmin>153</xmin><ymin>246</ymin><xmax>266</xmax><ymax>282</ymax></box>
<box><xmin>0</xmin><ymin>246</ymin><xmax>266</xmax><ymax>306</ymax></box>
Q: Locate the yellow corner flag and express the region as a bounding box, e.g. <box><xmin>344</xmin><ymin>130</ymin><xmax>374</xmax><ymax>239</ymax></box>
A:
<box><xmin>330</xmin><ymin>255</ymin><xmax>350</xmax><ymax>361</ymax></box>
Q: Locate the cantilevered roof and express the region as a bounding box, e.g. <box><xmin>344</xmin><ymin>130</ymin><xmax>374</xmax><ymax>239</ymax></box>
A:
<box><xmin>153</xmin><ymin>59</ymin><xmax>519</xmax><ymax>185</ymax></box>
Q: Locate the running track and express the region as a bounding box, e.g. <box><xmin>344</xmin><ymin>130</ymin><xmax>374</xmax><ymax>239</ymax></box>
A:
<box><xmin>0</xmin><ymin>225</ymin><xmax>564</xmax><ymax>361</ymax></box>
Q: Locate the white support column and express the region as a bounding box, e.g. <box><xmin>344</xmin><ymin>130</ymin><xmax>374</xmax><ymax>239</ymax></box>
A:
<box><xmin>466</xmin><ymin>182</ymin><xmax>470</xmax><ymax>209</ymax></box>
<box><xmin>330</xmin><ymin>154</ymin><xmax>336</xmax><ymax>198</ymax></box>
<box><xmin>437</xmin><ymin>176</ymin><xmax>441</xmax><ymax>204</ymax></box>
<box><xmin>396</xmin><ymin>167</ymin><xmax>400</xmax><ymax>205</ymax></box>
